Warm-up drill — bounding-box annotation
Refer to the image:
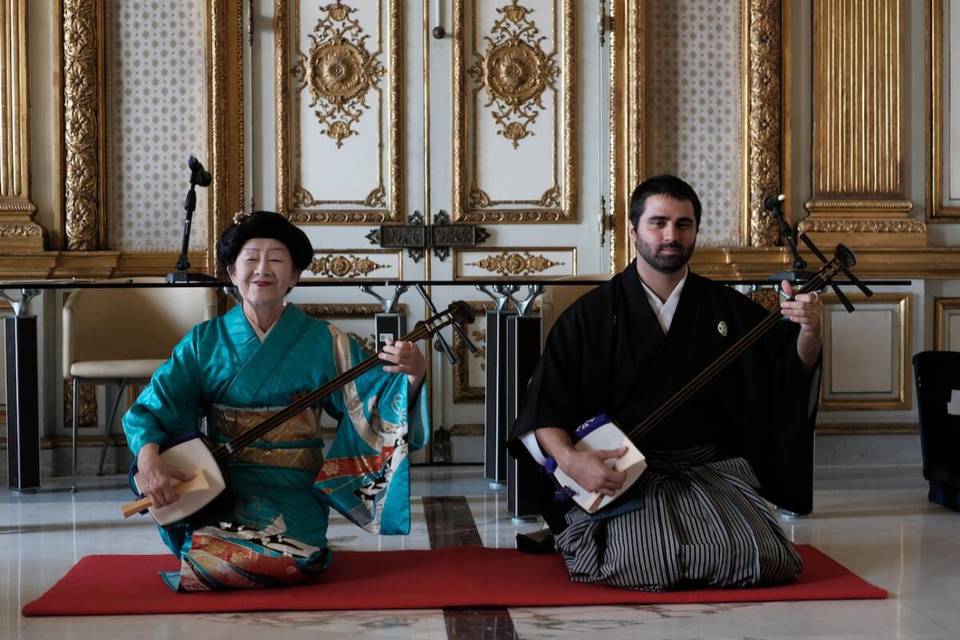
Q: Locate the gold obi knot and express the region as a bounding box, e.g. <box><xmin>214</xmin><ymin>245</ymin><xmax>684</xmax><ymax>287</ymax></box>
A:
<box><xmin>211</xmin><ymin>404</ymin><xmax>324</xmax><ymax>471</ymax></box>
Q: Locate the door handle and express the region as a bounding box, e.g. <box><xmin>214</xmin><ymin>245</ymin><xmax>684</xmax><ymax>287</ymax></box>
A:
<box><xmin>432</xmin><ymin>0</ymin><xmax>446</xmax><ymax>39</ymax></box>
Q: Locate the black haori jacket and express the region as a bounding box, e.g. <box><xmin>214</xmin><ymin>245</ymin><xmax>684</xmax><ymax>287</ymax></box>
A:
<box><xmin>509</xmin><ymin>262</ymin><xmax>819</xmax><ymax>528</ymax></box>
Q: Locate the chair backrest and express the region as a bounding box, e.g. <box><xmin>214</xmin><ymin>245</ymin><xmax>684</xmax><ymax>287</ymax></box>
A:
<box><xmin>63</xmin><ymin>279</ymin><xmax>218</xmax><ymax>378</ymax></box>
<box><xmin>540</xmin><ymin>273</ymin><xmax>613</xmax><ymax>344</ymax></box>
<box><xmin>912</xmin><ymin>350</ymin><xmax>960</xmax><ymax>477</ymax></box>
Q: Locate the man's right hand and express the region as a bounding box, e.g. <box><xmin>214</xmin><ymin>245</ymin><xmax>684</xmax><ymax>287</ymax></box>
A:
<box><xmin>134</xmin><ymin>444</ymin><xmax>191</xmax><ymax>508</ymax></box>
<box><xmin>557</xmin><ymin>447</ymin><xmax>628</xmax><ymax>496</ymax></box>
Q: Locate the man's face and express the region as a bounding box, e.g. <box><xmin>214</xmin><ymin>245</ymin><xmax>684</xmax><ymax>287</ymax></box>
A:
<box><xmin>629</xmin><ymin>194</ymin><xmax>698</xmax><ymax>274</ymax></box>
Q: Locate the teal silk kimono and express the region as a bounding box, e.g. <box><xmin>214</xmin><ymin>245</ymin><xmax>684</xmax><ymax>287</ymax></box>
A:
<box><xmin>123</xmin><ymin>303</ymin><xmax>429</xmax><ymax>572</ymax></box>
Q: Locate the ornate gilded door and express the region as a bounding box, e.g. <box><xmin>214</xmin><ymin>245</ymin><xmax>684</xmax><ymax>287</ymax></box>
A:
<box><xmin>251</xmin><ymin>0</ymin><xmax>608</xmax><ymax>462</ymax></box>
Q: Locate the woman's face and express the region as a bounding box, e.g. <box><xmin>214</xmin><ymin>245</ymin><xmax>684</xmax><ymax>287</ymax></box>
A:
<box><xmin>227</xmin><ymin>238</ymin><xmax>300</xmax><ymax>310</ymax></box>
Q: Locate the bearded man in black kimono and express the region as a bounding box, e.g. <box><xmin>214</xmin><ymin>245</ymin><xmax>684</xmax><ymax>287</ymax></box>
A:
<box><xmin>509</xmin><ymin>174</ymin><xmax>823</xmax><ymax>591</ymax></box>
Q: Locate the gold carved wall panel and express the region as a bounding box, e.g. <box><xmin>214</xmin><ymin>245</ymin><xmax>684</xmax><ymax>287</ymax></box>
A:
<box><xmin>0</xmin><ymin>0</ymin><xmax>44</xmax><ymax>251</ymax></box>
<box><xmin>811</xmin><ymin>0</ymin><xmax>905</xmax><ymax>196</ymax></box>
<box><xmin>611</xmin><ymin>0</ymin><xmax>783</xmax><ymax>267</ymax></box>
<box><xmin>452</xmin><ymin>0</ymin><xmax>577</xmax><ymax>223</ymax></box>
<box><xmin>927</xmin><ymin>0</ymin><xmax>960</xmax><ymax>220</ymax></box>
<box><xmin>276</xmin><ymin>0</ymin><xmax>403</xmax><ymax>224</ymax></box>
<box><xmin>803</xmin><ymin>0</ymin><xmax>925</xmax><ymax>247</ymax></box>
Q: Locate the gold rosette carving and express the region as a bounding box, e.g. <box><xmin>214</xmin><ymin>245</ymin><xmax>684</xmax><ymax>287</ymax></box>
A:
<box><xmin>539</xmin><ymin>187</ymin><xmax>561</xmax><ymax>208</ymax></box>
<box><xmin>293</xmin><ymin>1</ymin><xmax>385</xmax><ymax>148</ymax></box>
<box><xmin>469</xmin><ymin>188</ymin><xmax>491</xmax><ymax>209</ymax></box>
<box><xmin>467</xmin><ymin>251</ymin><xmax>561</xmax><ymax>276</ymax></box>
<box><xmin>467</xmin><ymin>1</ymin><xmax>559</xmax><ymax>148</ymax></box>
<box><xmin>308</xmin><ymin>254</ymin><xmax>387</xmax><ymax>278</ymax></box>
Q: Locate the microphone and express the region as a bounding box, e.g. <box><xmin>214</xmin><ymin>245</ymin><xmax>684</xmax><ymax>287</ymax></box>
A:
<box><xmin>168</xmin><ymin>156</ymin><xmax>218</xmax><ymax>283</ymax></box>
<box><xmin>763</xmin><ymin>193</ymin><xmax>785</xmax><ymax>212</ymax></box>
<box><xmin>761</xmin><ymin>191</ymin><xmax>811</xmax><ymax>279</ymax></box>
<box><xmin>188</xmin><ymin>155</ymin><xmax>212</xmax><ymax>187</ymax></box>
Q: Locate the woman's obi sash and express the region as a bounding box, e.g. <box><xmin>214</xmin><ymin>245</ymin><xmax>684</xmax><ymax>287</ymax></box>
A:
<box><xmin>210</xmin><ymin>404</ymin><xmax>324</xmax><ymax>471</ymax></box>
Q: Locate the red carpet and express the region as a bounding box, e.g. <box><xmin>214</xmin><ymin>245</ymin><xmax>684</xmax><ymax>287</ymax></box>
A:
<box><xmin>22</xmin><ymin>544</ymin><xmax>885</xmax><ymax>616</ymax></box>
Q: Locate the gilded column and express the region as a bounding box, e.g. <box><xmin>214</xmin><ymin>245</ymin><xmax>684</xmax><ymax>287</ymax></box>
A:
<box><xmin>62</xmin><ymin>0</ymin><xmax>105</xmax><ymax>250</ymax></box>
<box><xmin>0</xmin><ymin>0</ymin><xmax>43</xmax><ymax>251</ymax></box>
<box><xmin>746</xmin><ymin>0</ymin><xmax>782</xmax><ymax>248</ymax></box>
<box><xmin>274</xmin><ymin>0</ymin><xmax>289</xmax><ymax>216</ymax></box>
<box><xmin>611</xmin><ymin>0</ymin><xmax>644</xmax><ymax>272</ymax></box>
<box><xmin>207</xmin><ymin>0</ymin><xmax>245</xmax><ymax>274</ymax></box>
<box><xmin>802</xmin><ymin>0</ymin><xmax>925</xmax><ymax>247</ymax></box>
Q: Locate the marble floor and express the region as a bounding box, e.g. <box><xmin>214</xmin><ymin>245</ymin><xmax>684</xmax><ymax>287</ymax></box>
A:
<box><xmin>2</xmin><ymin>464</ymin><xmax>959</xmax><ymax>640</ymax></box>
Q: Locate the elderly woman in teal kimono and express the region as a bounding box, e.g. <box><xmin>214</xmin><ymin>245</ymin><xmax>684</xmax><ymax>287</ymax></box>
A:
<box><xmin>122</xmin><ymin>211</ymin><xmax>428</xmax><ymax>592</ymax></box>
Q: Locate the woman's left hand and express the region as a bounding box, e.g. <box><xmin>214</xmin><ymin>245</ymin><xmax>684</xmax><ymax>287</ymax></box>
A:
<box><xmin>379</xmin><ymin>339</ymin><xmax>427</xmax><ymax>388</ymax></box>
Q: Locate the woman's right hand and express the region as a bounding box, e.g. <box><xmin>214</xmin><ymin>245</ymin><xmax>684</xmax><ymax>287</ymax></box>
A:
<box><xmin>135</xmin><ymin>444</ymin><xmax>191</xmax><ymax>508</ymax></box>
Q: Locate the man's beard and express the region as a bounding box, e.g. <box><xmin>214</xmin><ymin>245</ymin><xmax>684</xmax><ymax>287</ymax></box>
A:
<box><xmin>636</xmin><ymin>239</ymin><xmax>695</xmax><ymax>274</ymax></box>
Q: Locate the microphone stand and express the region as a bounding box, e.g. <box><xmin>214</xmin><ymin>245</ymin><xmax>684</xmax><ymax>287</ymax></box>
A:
<box><xmin>766</xmin><ymin>196</ymin><xmax>817</xmax><ymax>286</ymax></box>
<box><xmin>167</xmin><ymin>158</ymin><xmax>217</xmax><ymax>284</ymax></box>
<box><xmin>763</xmin><ymin>196</ymin><xmax>873</xmax><ymax>309</ymax></box>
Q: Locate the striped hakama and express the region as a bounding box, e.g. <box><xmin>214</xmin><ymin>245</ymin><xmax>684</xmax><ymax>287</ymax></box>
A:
<box><xmin>554</xmin><ymin>446</ymin><xmax>802</xmax><ymax>591</ymax></box>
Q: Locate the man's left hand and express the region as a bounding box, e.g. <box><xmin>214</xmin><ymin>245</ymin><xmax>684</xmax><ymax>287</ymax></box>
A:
<box><xmin>780</xmin><ymin>279</ymin><xmax>822</xmax><ymax>370</ymax></box>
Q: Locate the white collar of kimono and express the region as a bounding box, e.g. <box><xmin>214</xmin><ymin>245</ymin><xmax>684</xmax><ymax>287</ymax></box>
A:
<box><xmin>640</xmin><ymin>267</ymin><xmax>688</xmax><ymax>334</ymax></box>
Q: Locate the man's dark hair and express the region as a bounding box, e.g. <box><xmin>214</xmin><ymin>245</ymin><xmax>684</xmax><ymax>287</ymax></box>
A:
<box><xmin>628</xmin><ymin>174</ymin><xmax>702</xmax><ymax>229</ymax></box>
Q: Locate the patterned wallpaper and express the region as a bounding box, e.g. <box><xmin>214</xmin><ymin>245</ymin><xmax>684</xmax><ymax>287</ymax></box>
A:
<box><xmin>107</xmin><ymin>0</ymin><xmax>208</xmax><ymax>252</ymax></box>
<box><xmin>645</xmin><ymin>0</ymin><xmax>742</xmax><ymax>246</ymax></box>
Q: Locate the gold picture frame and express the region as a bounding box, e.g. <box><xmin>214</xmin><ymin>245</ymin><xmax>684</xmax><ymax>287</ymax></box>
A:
<box><xmin>927</xmin><ymin>0</ymin><xmax>960</xmax><ymax>220</ymax></box>
<box><xmin>59</xmin><ymin>0</ymin><xmax>244</xmax><ymax>272</ymax></box>
<box><xmin>934</xmin><ymin>297</ymin><xmax>960</xmax><ymax>350</ymax></box>
<box><xmin>452</xmin><ymin>301</ymin><xmax>494</xmax><ymax>403</ymax></box>
<box><xmin>610</xmin><ymin>0</ymin><xmax>784</xmax><ymax>271</ymax></box>
<box><xmin>820</xmin><ymin>292</ymin><xmax>911</xmax><ymax>411</ymax></box>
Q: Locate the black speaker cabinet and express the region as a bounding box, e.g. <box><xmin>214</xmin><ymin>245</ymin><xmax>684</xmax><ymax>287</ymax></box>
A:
<box><xmin>6</xmin><ymin>315</ymin><xmax>40</xmax><ymax>492</ymax></box>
